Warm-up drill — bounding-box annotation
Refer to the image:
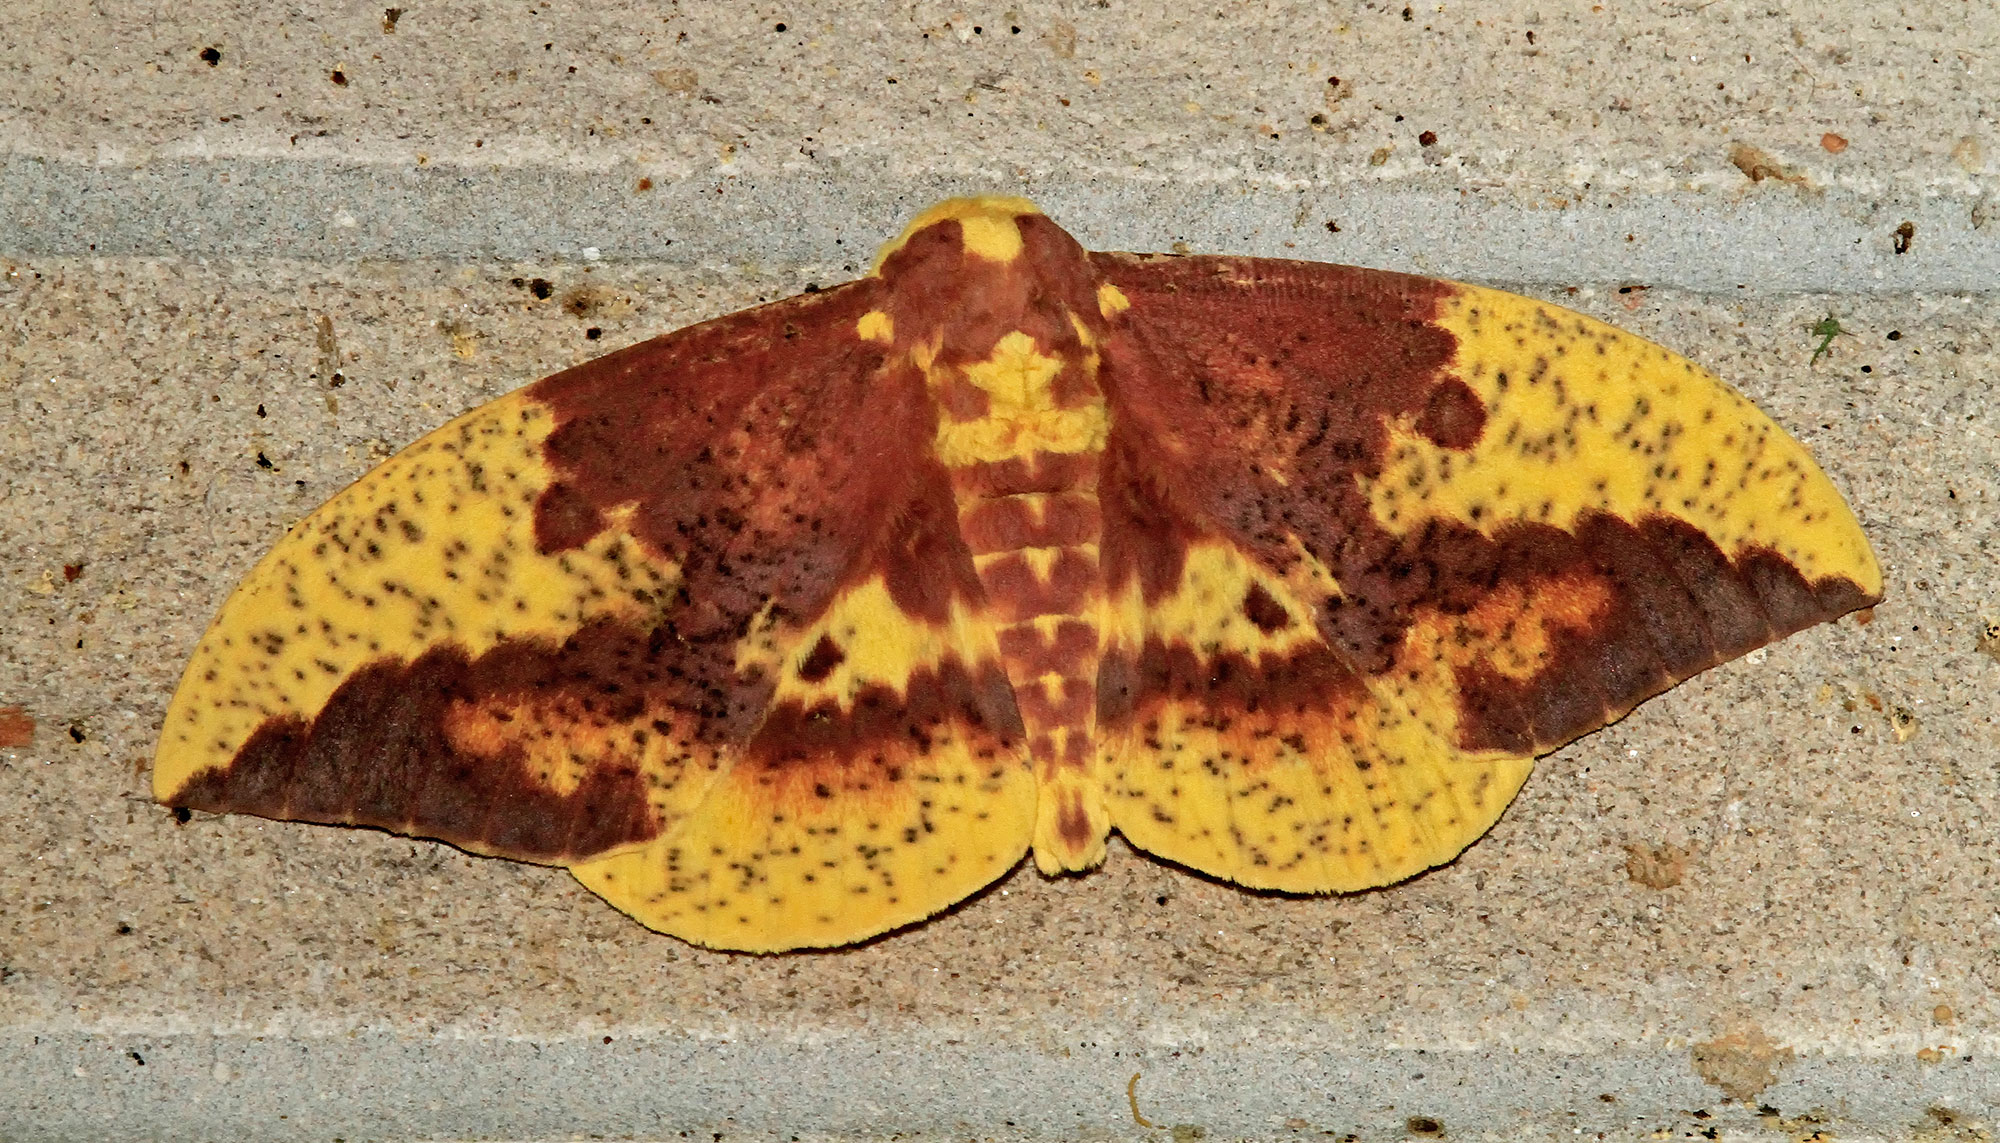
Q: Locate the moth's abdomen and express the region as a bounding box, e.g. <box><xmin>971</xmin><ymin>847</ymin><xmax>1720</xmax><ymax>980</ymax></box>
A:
<box><xmin>941</xmin><ymin>402</ymin><xmax>1113</xmax><ymax>875</ymax></box>
<box><xmin>954</xmin><ymin>452</ymin><xmax>1109</xmax><ymax>874</ymax></box>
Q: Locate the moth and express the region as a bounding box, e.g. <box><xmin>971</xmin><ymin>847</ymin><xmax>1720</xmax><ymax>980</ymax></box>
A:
<box><xmin>155</xmin><ymin>198</ymin><xmax>1881</xmax><ymax>951</ymax></box>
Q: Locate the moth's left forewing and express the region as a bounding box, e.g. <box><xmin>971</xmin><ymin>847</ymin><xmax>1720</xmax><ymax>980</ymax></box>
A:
<box><xmin>156</xmin><ymin>278</ymin><xmax>1038</xmax><ymax>950</ymax></box>
<box><xmin>1088</xmin><ymin>252</ymin><xmax>1879</xmax><ymax>893</ymax></box>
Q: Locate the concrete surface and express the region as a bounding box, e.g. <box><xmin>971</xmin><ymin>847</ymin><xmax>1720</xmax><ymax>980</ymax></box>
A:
<box><xmin>2</xmin><ymin>1</ymin><xmax>1997</xmax><ymax>1140</ymax></box>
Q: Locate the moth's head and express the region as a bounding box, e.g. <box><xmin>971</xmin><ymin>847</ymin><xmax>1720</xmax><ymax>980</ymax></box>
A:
<box><xmin>866</xmin><ymin>197</ymin><xmax>1104</xmax><ymax>359</ymax></box>
<box><xmin>871</xmin><ymin>196</ymin><xmax>1043</xmax><ymax>275</ymax></box>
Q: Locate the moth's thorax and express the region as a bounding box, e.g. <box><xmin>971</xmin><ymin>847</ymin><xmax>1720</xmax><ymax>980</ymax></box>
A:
<box><xmin>864</xmin><ymin>198</ymin><xmax>1121</xmax><ymax>872</ymax></box>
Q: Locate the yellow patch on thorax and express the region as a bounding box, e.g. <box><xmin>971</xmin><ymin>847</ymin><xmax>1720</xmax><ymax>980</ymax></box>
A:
<box><xmin>1096</xmin><ymin>283</ymin><xmax>1130</xmax><ymax>319</ymax></box>
<box><xmin>856</xmin><ymin>309</ymin><xmax>894</xmax><ymax>343</ymax></box>
<box><xmin>932</xmin><ymin>331</ymin><xmax>1109</xmax><ymax>467</ymax></box>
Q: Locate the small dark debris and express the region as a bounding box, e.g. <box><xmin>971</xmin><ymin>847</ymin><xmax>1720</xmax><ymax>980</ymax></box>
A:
<box><xmin>256</xmin><ymin>403</ymin><xmax>267</xmax><ymax>418</ymax></box>
<box><xmin>529</xmin><ymin>278</ymin><xmax>553</xmax><ymax>299</ymax></box>
<box><xmin>636</xmin><ymin>176</ymin><xmax>653</xmax><ymax>192</ymax></box>
<box><xmin>68</xmin><ymin>724</ymin><xmax>86</xmax><ymax>743</ymax></box>
<box><xmin>1887</xmin><ymin>329</ymin><xmax>1902</xmax><ymax>340</ymax></box>
<box><xmin>1401</xmin><ymin>6</ymin><xmax>1413</xmax><ymax>19</ymax></box>
<box><xmin>172</xmin><ymin>807</ymin><xmax>192</xmax><ymax>824</ymax></box>
<box><xmin>803</xmin><ymin>283</ymin><xmax>821</xmax><ymax>292</ymax></box>
<box><xmin>128</xmin><ymin>1050</ymin><xmax>145</xmax><ymax>1066</ymax></box>
<box><xmin>561</xmin><ymin>287</ymin><xmax>601</xmax><ymax>317</ymax></box>
<box><xmin>330</xmin><ymin>69</ymin><xmax>348</xmax><ymax>85</ymax></box>
<box><xmin>1893</xmin><ymin>220</ymin><xmax>1915</xmax><ymax>254</ymax></box>
<box><xmin>199</xmin><ymin>46</ymin><xmax>221</xmax><ymax>66</ymax></box>
<box><xmin>585</xmin><ymin>327</ymin><xmax>602</xmax><ymax>340</ymax></box>
<box><xmin>1406</xmin><ymin>1116</ymin><xmax>1444</xmax><ymax>1136</ymax></box>
<box><xmin>1309</xmin><ymin>113</ymin><xmax>1326</xmax><ymax>125</ymax></box>
<box><xmin>63</xmin><ymin>563</ymin><xmax>84</xmax><ymax>582</ymax></box>
<box><xmin>116</xmin><ymin>922</ymin><xmax>133</xmax><ymax>935</ymax></box>
<box><xmin>256</xmin><ymin>452</ymin><xmax>275</xmax><ymax>470</ymax></box>
<box><xmin>773</xmin><ymin>21</ymin><xmax>787</xmax><ymax>32</ymax></box>
<box><xmin>1418</xmin><ymin>130</ymin><xmax>1437</xmax><ymax>146</ymax></box>
<box><xmin>382</xmin><ymin>7</ymin><xmax>403</xmax><ymax>32</ymax></box>
<box><xmin>1974</xmin><ymin>617</ymin><xmax>2000</xmax><ymax>661</ymax></box>
<box><xmin>1326</xmin><ymin>75</ymin><xmax>1340</xmax><ymax>87</ymax></box>
<box><xmin>1325</xmin><ymin>220</ymin><xmax>1340</xmax><ymax>232</ymax></box>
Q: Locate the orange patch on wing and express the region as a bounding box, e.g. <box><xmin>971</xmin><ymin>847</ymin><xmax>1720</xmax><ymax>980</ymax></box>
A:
<box><xmin>1406</xmin><ymin>571</ymin><xmax>1617</xmax><ymax>681</ymax></box>
<box><xmin>441</xmin><ymin>691</ymin><xmax>720</xmax><ymax>806</ymax></box>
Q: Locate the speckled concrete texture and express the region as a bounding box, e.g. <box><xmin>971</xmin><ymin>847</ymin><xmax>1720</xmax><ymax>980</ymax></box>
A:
<box><xmin>3</xmin><ymin>1</ymin><xmax>1998</xmax><ymax>1140</ymax></box>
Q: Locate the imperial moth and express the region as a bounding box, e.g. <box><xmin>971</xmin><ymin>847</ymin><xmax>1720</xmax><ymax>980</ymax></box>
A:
<box><xmin>154</xmin><ymin>197</ymin><xmax>1881</xmax><ymax>952</ymax></box>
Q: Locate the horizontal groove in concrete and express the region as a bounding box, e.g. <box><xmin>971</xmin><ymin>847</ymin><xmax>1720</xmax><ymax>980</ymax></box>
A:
<box><xmin>7</xmin><ymin>1032</ymin><xmax>1995</xmax><ymax>1142</ymax></box>
<box><xmin>2</xmin><ymin>155</ymin><xmax>1995</xmax><ymax>292</ymax></box>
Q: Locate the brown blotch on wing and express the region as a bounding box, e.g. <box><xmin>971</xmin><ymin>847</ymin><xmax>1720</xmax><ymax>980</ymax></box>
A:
<box><xmin>1415</xmin><ymin>376</ymin><xmax>1487</xmax><ymax>449</ymax></box>
<box><xmin>796</xmin><ymin>634</ymin><xmax>846</xmax><ymax>684</ymax></box>
<box><xmin>1241</xmin><ymin>582</ymin><xmax>1293</xmax><ymax>634</ymax></box>
<box><xmin>167</xmin><ymin>636</ymin><xmax>685</xmax><ymax>862</ymax></box>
